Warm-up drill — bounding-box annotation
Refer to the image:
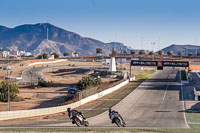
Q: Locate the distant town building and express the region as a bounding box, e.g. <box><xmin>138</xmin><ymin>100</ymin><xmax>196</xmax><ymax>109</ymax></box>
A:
<box><xmin>48</xmin><ymin>54</ymin><xmax>55</xmax><ymax>59</ymax></box>
<box><xmin>10</xmin><ymin>50</ymin><xmax>19</xmax><ymax>56</ymax></box>
<box><xmin>2</xmin><ymin>51</ymin><xmax>10</xmax><ymax>58</ymax></box>
<box><xmin>24</xmin><ymin>52</ymin><xmax>32</xmax><ymax>56</ymax></box>
<box><xmin>4</xmin><ymin>50</ymin><xmax>32</xmax><ymax>57</ymax></box>
<box><xmin>18</xmin><ymin>51</ymin><xmax>32</xmax><ymax>56</ymax></box>
<box><xmin>72</xmin><ymin>52</ymin><xmax>78</xmax><ymax>57</ymax></box>
<box><xmin>1</xmin><ymin>49</ymin><xmax>32</xmax><ymax>58</ymax></box>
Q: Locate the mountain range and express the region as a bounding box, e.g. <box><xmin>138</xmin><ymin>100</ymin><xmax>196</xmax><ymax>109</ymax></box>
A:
<box><xmin>161</xmin><ymin>44</ymin><xmax>200</xmax><ymax>55</ymax></box>
<box><xmin>0</xmin><ymin>23</ymin><xmax>131</xmax><ymax>56</ymax></box>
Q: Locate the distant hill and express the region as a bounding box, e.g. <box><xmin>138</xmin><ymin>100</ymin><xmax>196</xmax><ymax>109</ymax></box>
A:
<box><xmin>0</xmin><ymin>23</ymin><xmax>132</xmax><ymax>56</ymax></box>
<box><xmin>161</xmin><ymin>44</ymin><xmax>200</xmax><ymax>55</ymax></box>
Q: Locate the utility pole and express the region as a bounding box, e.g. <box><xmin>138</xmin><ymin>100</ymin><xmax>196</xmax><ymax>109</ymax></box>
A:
<box><xmin>30</xmin><ymin>70</ymin><xmax>33</xmax><ymax>88</ymax></box>
<box><xmin>151</xmin><ymin>42</ymin><xmax>156</xmax><ymax>51</ymax></box>
<box><xmin>6</xmin><ymin>66</ymin><xmax>10</xmax><ymax>111</ymax></box>
<box><xmin>47</xmin><ymin>28</ymin><xmax>48</xmax><ymax>41</ymax></box>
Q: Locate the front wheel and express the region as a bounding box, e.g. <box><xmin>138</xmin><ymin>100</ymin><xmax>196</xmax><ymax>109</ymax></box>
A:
<box><xmin>122</xmin><ymin>120</ymin><xmax>126</xmax><ymax>127</ymax></box>
<box><xmin>74</xmin><ymin>117</ymin><xmax>81</xmax><ymax>127</ymax></box>
<box><xmin>84</xmin><ymin>120</ymin><xmax>89</xmax><ymax>127</ymax></box>
<box><xmin>114</xmin><ymin>118</ymin><xmax>121</xmax><ymax>127</ymax></box>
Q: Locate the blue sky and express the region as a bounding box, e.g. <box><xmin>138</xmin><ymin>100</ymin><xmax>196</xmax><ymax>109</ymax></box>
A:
<box><xmin>1</xmin><ymin>0</ymin><xmax>200</xmax><ymax>50</ymax></box>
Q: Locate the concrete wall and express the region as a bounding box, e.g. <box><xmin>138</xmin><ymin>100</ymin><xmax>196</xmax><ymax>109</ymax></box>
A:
<box><xmin>28</xmin><ymin>59</ymin><xmax>67</xmax><ymax>66</ymax></box>
<box><xmin>0</xmin><ymin>79</ymin><xmax>130</xmax><ymax>120</ymax></box>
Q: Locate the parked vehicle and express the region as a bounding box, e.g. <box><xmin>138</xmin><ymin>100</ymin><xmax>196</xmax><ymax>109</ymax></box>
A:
<box><xmin>67</xmin><ymin>88</ymin><xmax>79</xmax><ymax>95</ymax></box>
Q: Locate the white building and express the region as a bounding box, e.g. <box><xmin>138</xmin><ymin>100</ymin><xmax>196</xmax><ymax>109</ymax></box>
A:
<box><xmin>72</xmin><ymin>52</ymin><xmax>78</xmax><ymax>57</ymax></box>
<box><xmin>18</xmin><ymin>51</ymin><xmax>32</xmax><ymax>56</ymax></box>
<box><xmin>2</xmin><ymin>51</ymin><xmax>10</xmax><ymax>58</ymax></box>
<box><xmin>2</xmin><ymin>50</ymin><xmax>32</xmax><ymax>57</ymax></box>
<box><xmin>48</xmin><ymin>54</ymin><xmax>55</xmax><ymax>59</ymax></box>
<box><xmin>25</xmin><ymin>52</ymin><xmax>32</xmax><ymax>56</ymax></box>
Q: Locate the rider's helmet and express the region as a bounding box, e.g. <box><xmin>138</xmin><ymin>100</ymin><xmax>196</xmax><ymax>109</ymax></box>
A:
<box><xmin>109</xmin><ymin>108</ymin><xmax>112</xmax><ymax>113</ymax></box>
<box><xmin>67</xmin><ymin>107</ymin><xmax>71</xmax><ymax>113</ymax></box>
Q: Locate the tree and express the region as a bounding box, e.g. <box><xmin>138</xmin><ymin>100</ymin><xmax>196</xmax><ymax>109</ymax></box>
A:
<box><xmin>96</xmin><ymin>48</ymin><xmax>103</xmax><ymax>56</ymax></box>
<box><xmin>167</xmin><ymin>51</ymin><xmax>173</xmax><ymax>56</ymax></box>
<box><xmin>0</xmin><ymin>81</ymin><xmax>19</xmax><ymax>102</ymax></box>
<box><xmin>36</xmin><ymin>55</ymin><xmax>42</xmax><ymax>59</ymax></box>
<box><xmin>52</xmin><ymin>52</ymin><xmax>59</xmax><ymax>59</ymax></box>
<box><xmin>149</xmin><ymin>51</ymin><xmax>155</xmax><ymax>55</ymax></box>
<box><xmin>178</xmin><ymin>51</ymin><xmax>183</xmax><ymax>57</ymax></box>
<box><xmin>158</xmin><ymin>50</ymin><xmax>164</xmax><ymax>57</ymax></box>
<box><xmin>130</xmin><ymin>50</ymin><xmax>136</xmax><ymax>55</ymax></box>
<box><xmin>139</xmin><ymin>50</ymin><xmax>146</xmax><ymax>55</ymax></box>
<box><xmin>36</xmin><ymin>53</ymin><xmax>49</xmax><ymax>59</ymax></box>
<box><xmin>42</xmin><ymin>53</ymin><xmax>48</xmax><ymax>59</ymax></box>
<box><xmin>77</xmin><ymin>76</ymin><xmax>101</xmax><ymax>90</ymax></box>
<box><xmin>188</xmin><ymin>53</ymin><xmax>193</xmax><ymax>57</ymax></box>
<box><xmin>197</xmin><ymin>52</ymin><xmax>200</xmax><ymax>57</ymax></box>
<box><xmin>63</xmin><ymin>52</ymin><xmax>69</xmax><ymax>57</ymax></box>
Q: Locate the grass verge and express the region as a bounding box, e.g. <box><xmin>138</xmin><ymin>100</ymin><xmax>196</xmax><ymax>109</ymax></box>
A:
<box><xmin>181</xmin><ymin>70</ymin><xmax>187</xmax><ymax>81</ymax></box>
<box><xmin>0</xmin><ymin>127</ymin><xmax>199</xmax><ymax>133</ymax></box>
<box><xmin>186</xmin><ymin>110</ymin><xmax>200</xmax><ymax>129</ymax></box>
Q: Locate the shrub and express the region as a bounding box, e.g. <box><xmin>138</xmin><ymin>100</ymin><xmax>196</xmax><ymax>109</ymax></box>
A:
<box><xmin>181</xmin><ymin>70</ymin><xmax>187</xmax><ymax>81</ymax></box>
<box><xmin>52</xmin><ymin>52</ymin><xmax>59</xmax><ymax>59</ymax></box>
<box><xmin>77</xmin><ymin>76</ymin><xmax>101</xmax><ymax>90</ymax></box>
<box><xmin>38</xmin><ymin>78</ymin><xmax>47</xmax><ymax>87</ymax></box>
<box><xmin>139</xmin><ymin>50</ymin><xmax>146</xmax><ymax>55</ymax></box>
<box><xmin>0</xmin><ymin>81</ymin><xmax>19</xmax><ymax>102</ymax></box>
<box><xmin>158</xmin><ymin>50</ymin><xmax>164</xmax><ymax>56</ymax></box>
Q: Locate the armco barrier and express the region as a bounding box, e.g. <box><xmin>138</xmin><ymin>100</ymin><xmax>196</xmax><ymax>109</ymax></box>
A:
<box><xmin>194</xmin><ymin>87</ymin><xmax>199</xmax><ymax>101</ymax></box>
<box><xmin>0</xmin><ymin>79</ymin><xmax>130</xmax><ymax>120</ymax></box>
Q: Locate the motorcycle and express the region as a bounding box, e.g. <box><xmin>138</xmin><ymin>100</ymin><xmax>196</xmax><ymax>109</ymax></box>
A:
<box><xmin>72</xmin><ymin>112</ymin><xmax>89</xmax><ymax>127</ymax></box>
<box><xmin>111</xmin><ymin>112</ymin><xmax>126</xmax><ymax>127</ymax></box>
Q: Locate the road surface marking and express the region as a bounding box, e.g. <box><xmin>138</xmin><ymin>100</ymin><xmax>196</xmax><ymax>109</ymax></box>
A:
<box><xmin>179</xmin><ymin>69</ymin><xmax>190</xmax><ymax>128</ymax></box>
<box><xmin>159</xmin><ymin>75</ymin><xmax>169</xmax><ymax>111</ymax></box>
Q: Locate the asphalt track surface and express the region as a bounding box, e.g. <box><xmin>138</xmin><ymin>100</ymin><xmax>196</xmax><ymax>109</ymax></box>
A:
<box><xmin>21</xmin><ymin>64</ymin><xmax>103</xmax><ymax>83</ymax></box>
<box><xmin>46</xmin><ymin>68</ymin><xmax>188</xmax><ymax>128</ymax></box>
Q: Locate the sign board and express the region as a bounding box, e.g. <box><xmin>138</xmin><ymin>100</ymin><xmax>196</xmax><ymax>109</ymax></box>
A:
<box><xmin>131</xmin><ymin>60</ymin><xmax>157</xmax><ymax>66</ymax></box>
<box><xmin>131</xmin><ymin>60</ymin><xmax>189</xmax><ymax>67</ymax></box>
<box><xmin>131</xmin><ymin>58</ymin><xmax>139</xmax><ymax>60</ymax></box>
<box><xmin>157</xmin><ymin>61</ymin><xmax>163</xmax><ymax>70</ymax></box>
<box><xmin>163</xmin><ymin>61</ymin><xmax>189</xmax><ymax>67</ymax></box>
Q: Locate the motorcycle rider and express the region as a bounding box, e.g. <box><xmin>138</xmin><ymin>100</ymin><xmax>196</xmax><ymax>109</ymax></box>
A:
<box><xmin>109</xmin><ymin>108</ymin><xmax>124</xmax><ymax>124</ymax></box>
<box><xmin>67</xmin><ymin>107</ymin><xmax>85</xmax><ymax>124</ymax></box>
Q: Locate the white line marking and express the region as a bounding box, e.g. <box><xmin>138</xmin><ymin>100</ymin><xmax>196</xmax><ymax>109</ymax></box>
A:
<box><xmin>97</xmin><ymin>99</ymin><xmax>121</xmax><ymax>101</ymax></box>
<box><xmin>195</xmin><ymin>72</ymin><xmax>200</xmax><ymax>79</ymax></box>
<box><xmin>159</xmin><ymin>81</ymin><xmax>169</xmax><ymax>111</ymax></box>
<box><xmin>180</xmin><ymin>69</ymin><xmax>190</xmax><ymax>128</ymax></box>
<box><xmin>80</xmin><ymin>108</ymin><xmax>108</xmax><ymax>111</ymax></box>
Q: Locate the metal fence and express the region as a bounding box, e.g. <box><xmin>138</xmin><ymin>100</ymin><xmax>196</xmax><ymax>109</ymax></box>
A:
<box><xmin>78</xmin><ymin>87</ymin><xmax>98</xmax><ymax>100</ymax></box>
